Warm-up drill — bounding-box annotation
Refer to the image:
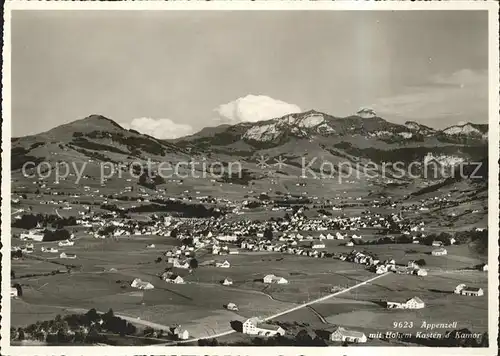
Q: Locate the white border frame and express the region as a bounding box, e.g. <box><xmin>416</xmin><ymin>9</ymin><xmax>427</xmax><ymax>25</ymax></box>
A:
<box><xmin>2</xmin><ymin>2</ymin><xmax>499</xmax><ymax>356</ymax></box>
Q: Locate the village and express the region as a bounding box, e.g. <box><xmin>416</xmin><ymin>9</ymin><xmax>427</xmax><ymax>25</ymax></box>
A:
<box><xmin>10</xmin><ymin>183</ymin><xmax>488</xmax><ymax>346</ymax></box>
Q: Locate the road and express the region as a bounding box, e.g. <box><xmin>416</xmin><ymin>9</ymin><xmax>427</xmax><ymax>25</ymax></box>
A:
<box><xmin>153</xmin><ymin>272</ymin><xmax>391</xmax><ymax>346</ymax></box>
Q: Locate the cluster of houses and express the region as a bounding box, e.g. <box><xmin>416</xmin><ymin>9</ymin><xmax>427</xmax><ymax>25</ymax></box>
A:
<box><xmin>241</xmin><ymin>318</ymin><xmax>368</xmax><ymax>344</ymax></box>
<box><xmin>11</xmin><ymin>243</ymin><xmax>34</xmax><ymax>254</ymax></box>
<box><xmin>19</xmin><ymin>229</ymin><xmax>44</xmax><ymax>242</ymax></box>
<box><xmin>336</xmin><ymin>251</ymin><xmax>428</xmax><ymax>277</ymax></box>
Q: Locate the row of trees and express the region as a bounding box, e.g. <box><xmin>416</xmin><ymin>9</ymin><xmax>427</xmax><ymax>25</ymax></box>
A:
<box><xmin>11</xmin><ymin>308</ymin><xmax>137</xmax><ymax>344</ymax></box>
<box><xmin>12</xmin><ymin>214</ymin><xmax>77</xmax><ymax>230</ymax></box>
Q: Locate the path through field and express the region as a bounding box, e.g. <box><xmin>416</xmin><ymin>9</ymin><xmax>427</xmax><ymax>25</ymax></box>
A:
<box><xmin>153</xmin><ymin>272</ymin><xmax>391</xmax><ymax>345</ymax></box>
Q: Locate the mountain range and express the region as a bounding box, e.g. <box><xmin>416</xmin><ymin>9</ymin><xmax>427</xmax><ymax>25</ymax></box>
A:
<box><xmin>12</xmin><ymin>110</ymin><xmax>488</xmax><ymax>190</ymax></box>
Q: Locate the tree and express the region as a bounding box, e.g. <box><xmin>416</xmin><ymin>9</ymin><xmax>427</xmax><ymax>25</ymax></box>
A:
<box><xmin>415</xmin><ymin>259</ymin><xmax>426</xmax><ymax>266</ymax></box>
<box><xmin>264</xmin><ymin>227</ymin><xmax>273</xmax><ymax>240</ymax></box>
<box><xmin>85</xmin><ymin>308</ymin><xmax>100</xmax><ymax>324</ymax></box>
<box><xmin>103</xmin><ymin>308</ymin><xmax>114</xmax><ymax>320</ymax></box>
<box><xmin>170</xmin><ymin>228</ymin><xmax>179</xmax><ymax>238</ymax></box>
<box><xmin>189</xmin><ymin>258</ymin><xmax>199</xmax><ymax>269</ymax></box>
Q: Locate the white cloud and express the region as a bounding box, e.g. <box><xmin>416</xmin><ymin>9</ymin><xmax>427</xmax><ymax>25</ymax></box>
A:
<box><xmin>120</xmin><ymin>117</ymin><xmax>194</xmax><ymax>139</ymax></box>
<box><xmin>370</xmin><ymin>69</ymin><xmax>487</xmax><ymax>128</ymax></box>
<box><xmin>215</xmin><ymin>94</ymin><xmax>302</xmax><ymax>123</ymax></box>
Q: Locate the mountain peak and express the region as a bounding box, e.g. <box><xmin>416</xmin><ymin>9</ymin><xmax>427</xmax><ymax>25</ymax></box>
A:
<box><xmin>356</xmin><ymin>108</ymin><xmax>377</xmax><ymax>119</ymax></box>
<box><xmin>77</xmin><ymin>114</ymin><xmax>124</xmax><ymax>129</ymax></box>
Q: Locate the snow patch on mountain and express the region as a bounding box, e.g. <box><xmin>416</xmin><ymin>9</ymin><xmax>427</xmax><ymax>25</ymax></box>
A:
<box><xmin>443</xmin><ymin>124</ymin><xmax>481</xmax><ymax>136</ymax></box>
<box><xmin>356</xmin><ymin>108</ymin><xmax>377</xmax><ymax>119</ymax></box>
<box><xmin>242</xmin><ymin>112</ymin><xmax>332</xmax><ymax>141</ymax></box>
<box><xmin>370</xmin><ymin>130</ymin><xmax>392</xmax><ymax>137</ymax></box>
<box><xmin>398</xmin><ymin>132</ymin><xmax>413</xmax><ymax>139</ymax></box>
<box><xmin>317</xmin><ymin>123</ymin><xmax>336</xmax><ymax>134</ymax></box>
<box><xmin>424</xmin><ymin>153</ymin><xmax>465</xmax><ymax>167</ymax></box>
<box><xmin>243</xmin><ymin>123</ymin><xmax>282</xmax><ymax>142</ymax></box>
<box><xmin>297</xmin><ymin>114</ymin><xmax>325</xmax><ymax>128</ymax></box>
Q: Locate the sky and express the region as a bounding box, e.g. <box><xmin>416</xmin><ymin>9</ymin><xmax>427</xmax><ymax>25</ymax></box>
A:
<box><xmin>11</xmin><ymin>10</ymin><xmax>489</xmax><ymax>138</ymax></box>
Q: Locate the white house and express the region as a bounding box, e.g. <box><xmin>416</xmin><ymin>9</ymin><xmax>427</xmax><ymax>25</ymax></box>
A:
<box><xmin>432</xmin><ymin>248</ymin><xmax>447</xmax><ymax>256</ymax></box>
<box><xmin>405</xmin><ymin>296</ymin><xmax>425</xmax><ymax>309</ymax></box>
<box><xmin>414</xmin><ymin>269</ymin><xmax>428</xmax><ymax>276</ymax></box>
<box><xmin>330</xmin><ymin>326</ymin><xmax>367</xmax><ymax>343</ymax></box>
<box><xmin>263</xmin><ymin>274</ymin><xmax>288</xmax><ymax>284</ymax></box>
<box><xmin>20</xmin><ymin>230</ymin><xmax>44</xmax><ymax>242</ymax></box>
<box><xmin>131</xmin><ymin>278</ymin><xmax>154</xmax><ymax>290</ymax></box>
<box><xmin>455</xmin><ymin>284</ymin><xmax>484</xmax><ymax>296</ymax></box>
<box><xmin>311</xmin><ymin>242</ymin><xmax>325</xmax><ymax>249</ymax></box>
<box><xmin>226</xmin><ymin>302</ymin><xmax>238</xmax><ymax>311</ymax></box>
<box><xmin>222</xmin><ymin>278</ymin><xmax>233</xmax><ymax>286</ymax></box>
<box><xmin>60</xmin><ymin>252</ymin><xmax>77</xmax><ymax>259</ymax></box>
<box><xmin>10</xmin><ymin>287</ymin><xmax>18</xmax><ymax>298</ymax></box>
<box><xmin>216</xmin><ymin>260</ymin><xmax>231</xmax><ymax>268</ymax></box>
<box><xmin>242</xmin><ymin>317</ymin><xmax>285</xmax><ymax>337</ymax></box>
<box><xmin>173</xmin><ymin>259</ymin><xmax>190</xmax><ymax>269</ymax></box>
<box><xmin>172</xmin><ymin>326</ymin><xmax>189</xmax><ymax>340</ymax></box>
<box><xmin>163</xmin><ymin>273</ymin><xmax>185</xmax><ymax>284</ymax></box>
<box><xmin>58</xmin><ymin>239</ymin><xmax>74</xmax><ymax>247</ymax></box>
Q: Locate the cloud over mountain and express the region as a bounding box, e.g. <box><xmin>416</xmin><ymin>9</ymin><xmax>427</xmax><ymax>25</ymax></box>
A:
<box><xmin>120</xmin><ymin>117</ymin><xmax>194</xmax><ymax>139</ymax></box>
<box><xmin>215</xmin><ymin>95</ymin><xmax>302</xmax><ymax>124</ymax></box>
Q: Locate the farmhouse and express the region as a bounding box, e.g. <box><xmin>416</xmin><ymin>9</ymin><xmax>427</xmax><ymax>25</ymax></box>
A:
<box><xmin>173</xmin><ymin>259</ymin><xmax>190</xmax><ymax>269</ymax></box>
<box><xmin>242</xmin><ymin>317</ymin><xmax>285</xmax><ymax>337</ymax></box>
<box><xmin>263</xmin><ymin>274</ymin><xmax>288</xmax><ymax>284</ymax></box>
<box><xmin>226</xmin><ymin>302</ymin><xmax>238</xmax><ymax>311</ymax></box>
<box><xmin>216</xmin><ymin>260</ymin><xmax>231</xmax><ymax>268</ymax></box>
<box><xmin>20</xmin><ymin>229</ymin><xmax>44</xmax><ymax>242</ymax></box>
<box><xmin>405</xmin><ymin>296</ymin><xmax>425</xmax><ymax>309</ymax></box>
<box><xmin>311</xmin><ymin>242</ymin><xmax>325</xmax><ymax>249</ymax></box>
<box><xmin>59</xmin><ymin>252</ymin><xmax>77</xmax><ymax>259</ymax></box>
<box><xmin>431</xmin><ymin>248</ymin><xmax>447</xmax><ymax>256</ymax></box>
<box><xmin>11</xmin><ymin>287</ymin><xmax>18</xmax><ymax>298</ymax></box>
<box><xmin>330</xmin><ymin>326</ymin><xmax>367</xmax><ymax>343</ymax></box>
<box><xmin>222</xmin><ymin>278</ymin><xmax>233</xmax><ymax>286</ymax></box>
<box><xmin>162</xmin><ymin>272</ymin><xmax>185</xmax><ymax>284</ymax></box>
<box><xmin>130</xmin><ymin>278</ymin><xmax>154</xmax><ymax>290</ymax></box>
<box><xmin>454</xmin><ymin>284</ymin><xmax>484</xmax><ymax>296</ymax></box>
<box><xmin>171</xmin><ymin>325</ymin><xmax>189</xmax><ymax>340</ymax></box>
<box><xmin>414</xmin><ymin>269</ymin><xmax>428</xmax><ymax>276</ymax></box>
